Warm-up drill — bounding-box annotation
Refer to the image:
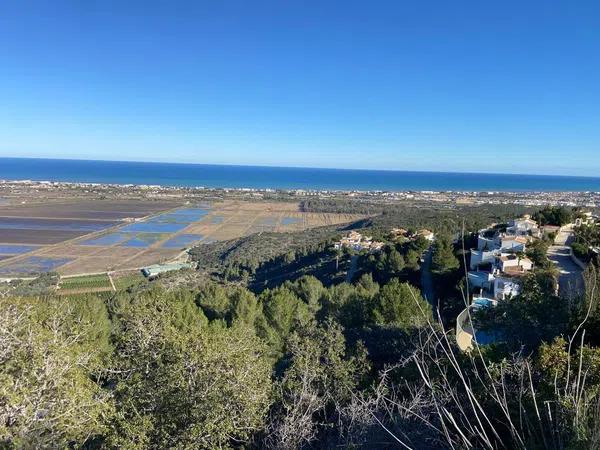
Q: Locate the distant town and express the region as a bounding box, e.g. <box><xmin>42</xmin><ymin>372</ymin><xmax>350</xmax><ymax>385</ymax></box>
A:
<box><xmin>2</xmin><ymin>179</ymin><xmax>600</xmax><ymax>208</ymax></box>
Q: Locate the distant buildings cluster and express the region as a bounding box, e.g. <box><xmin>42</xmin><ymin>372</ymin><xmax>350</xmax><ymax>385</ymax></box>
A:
<box><xmin>333</xmin><ymin>231</ymin><xmax>385</xmax><ymax>253</ymax></box>
<box><xmin>575</xmin><ymin>211</ymin><xmax>597</xmax><ymax>227</ymax></box>
<box><xmin>333</xmin><ymin>228</ymin><xmax>436</xmax><ymax>254</ymax></box>
<box><xmin>390</xmin><ymin>228</ymin><xmax>435</xmax><ymax>242</ymax></box>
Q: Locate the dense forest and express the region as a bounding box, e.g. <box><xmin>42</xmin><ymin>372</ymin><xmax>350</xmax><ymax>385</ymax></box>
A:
<box><xmin>3</xmin><ymin>204</ymin><xmax>600</xmax><ymax>449</ymax></box>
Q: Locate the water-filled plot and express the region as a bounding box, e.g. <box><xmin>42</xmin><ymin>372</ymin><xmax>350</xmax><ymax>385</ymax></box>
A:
<box><xmin>120</xmin><ymin>233</ymin><xmax>169</xmax><ymax>248</ymax></box>
<box><xmin>119</xmin><ymin>222</ymin><xmax>188</xmax><ymax>233</ymax></box>
<box><xmin>0</xmin><ymin>256</ymin><xmax>73</xmax><ymax>275</ymax></box>
<box><xmin>161</xmin><ymin>234</ymin><xmax>204</xmax><ymax>249</ymax></box>
<box><xmin>146</xmin><ymin>213</ymin><xmax>191</xmax><ymax>224</ymax></box>
<box><xmin>0</xmin><ymin>217</ymin><xmax>115</xmax><ymax>232</ymax></box>
<box><xmin>147</xmin><ymin>208</ymin><xmax>210</xmax><ymax>224</ymax></box>
<box><xmin>167</xmin><ymin>208</ymin><xmax>210</xmax><ymax>222</ymax></box>
<box><xmin>0</xmin><ymin>244</ymin><xmax>38</xmax><ymax>255</ymax></box>
<box><xmin>281</xmin><ymin>217</ymin><xmax>302</xmax><ymax>226</ymax></box>
<box><xmin>259</xmin><ymin>217</ymin><xmax>278</xmax><ymax>226</ymax></box>
<box><xmin>80</xmin><ymin>233</ymin><xmax>129</xmax><ymax>246</ymax></box>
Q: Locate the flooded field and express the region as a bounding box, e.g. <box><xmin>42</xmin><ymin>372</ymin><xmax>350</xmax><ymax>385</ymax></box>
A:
<box><xmin>0</xmin><ymin>199</ymin><xmax>364</xmax><ymax>277</ymax></box>
<box><xmin>0</xmin><ymin>200</ymin><xmax>178</xmax><ymax>220</ymax></box>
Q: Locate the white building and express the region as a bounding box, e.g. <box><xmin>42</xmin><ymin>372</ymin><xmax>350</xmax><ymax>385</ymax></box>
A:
<box><xmin>507</xmin><ymin>216</ymin><xmax>540</xmax><ymax>237</ymax></box>
<box><xmin>470</xmin><ymin>249</ymin><xmax>499</xmax><ymax>270</ymax></box>
<box><xmin>496</xmin><ymin>254</ymin><xmax>533</xmax><ymax>273</ymax></box>
<box><xmin>493</xmin><ymin>277</ymin><xmax>522</xmax><ymax>300</ymax></box>
<box><xmin>416</xmin><ymin>229</ymin><xmax>435</xmax><ymax>241</ymax></box>
<box><xmin>575</xmin><ymin>212</ymin><xmax>597</xmax><ymax>227</ymax></box>
<box><xmin>498</xmin><ymin>235</ymin><xmax>528</xmax><ymax>252</ymax></box>
<box><xmin>468</xmin><ymin>271</ymin><xmax>495</xmax><ymax>290</ymax></box>
<box><xmin>477</xmin><ymin>235</ymin><xmax>496</xmax><ymax>251</ymax></box>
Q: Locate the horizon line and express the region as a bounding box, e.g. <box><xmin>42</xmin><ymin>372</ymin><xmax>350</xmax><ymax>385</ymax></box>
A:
<box><xmin>2</xmin><ymin>155</ymin><xmax>600</xmax><ymax>181</ymax></box>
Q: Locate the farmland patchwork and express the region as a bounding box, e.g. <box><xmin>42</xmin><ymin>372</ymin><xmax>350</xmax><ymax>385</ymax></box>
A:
<box><xmin>0</xmin><ymin>200</ymin><xmax>363</xmax><ymax>276</ymax></box>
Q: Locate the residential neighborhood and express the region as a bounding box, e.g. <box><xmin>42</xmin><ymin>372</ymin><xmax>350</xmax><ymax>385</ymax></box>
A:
<box><xmin>457</xmin><ymin>212</ymin><xmax>593</xmax><ymax>351</ymax></box>
<box><xmin>467</xmin><ymin>215</ymin><xmax>539</xmax><ymax>306</ymax></box>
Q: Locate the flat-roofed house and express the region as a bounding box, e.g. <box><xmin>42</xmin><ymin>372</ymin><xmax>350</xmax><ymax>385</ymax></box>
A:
<box><xmin>507</xmin><ymin>215</ymin><xmax>540</xmax><ymax>237</ymax></box>
<box><xmin>470</xmin><ymin>249</ymin><xmax>499</xmax><ymax>270</ymax></box>
<box><xmin>477</xmin><ymin>235</ymin><xmax>497</xmax><ymax>251</ymax></box>
<box><xmin>468</xmin><ymin>271</ymin><xmax>495</xmax><ymax>290</ymax></box>
<box><xmin>499</xmin><ymin>235</ymin><xmax>528</xmax><ymax>252</ymax></box>
<box><xmin>494</xmin><ymin>277</ymin><xmax>522</xmax><ymax>300</ymax></box>
<box><xmin>497</xmin><ymin>254</ymin><xmax>533</xmax><ymax>273</ymax></box>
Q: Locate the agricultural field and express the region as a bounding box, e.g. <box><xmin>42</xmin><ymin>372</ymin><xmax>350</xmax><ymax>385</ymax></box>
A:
<box><xmin>58</xmin><ymin>273</ymin><xmax>114</xmax><ymax>294</ymax></box>
<box><xmin>112</xmin><ymin>271</ymin><xmax>147</xmax><ymax>291</ymax></box>
<box><xmin>0</xmin><ymin>199</ymin><xmax>365</xmax><ymax>278</ymax></box>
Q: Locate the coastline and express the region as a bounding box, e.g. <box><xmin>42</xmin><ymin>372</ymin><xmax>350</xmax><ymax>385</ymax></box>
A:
<box><xmin>1</xmin><ymin>178</ymin><xmax>599</xmax><ymax>209</ymax></box>
<box><xmin>2</xmin><ymin>157</ymin><xmax>600</xmax><ymax>193</ymax></box>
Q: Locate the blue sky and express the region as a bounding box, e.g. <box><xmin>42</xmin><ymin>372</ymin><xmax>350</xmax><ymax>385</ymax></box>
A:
<box><xmin>0</xmin><ymin>1</ymin><xmax>599</xmax><ymax>176</ymax></box>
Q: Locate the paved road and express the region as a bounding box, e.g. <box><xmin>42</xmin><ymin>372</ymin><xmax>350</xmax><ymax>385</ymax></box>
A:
<box><xmin>346</xmin><ymin>255</ymin><xmax>359</xmax><ymax>283</ymax></box>
<box><xmin>420</xmin><ymin>247</ymin><xmax>437</xmax><ymax>309</ymax></box>
<box><xmin>548</xmin><ymin>227</ymin><xmax>584</xmax><ymax>298</ymax></box>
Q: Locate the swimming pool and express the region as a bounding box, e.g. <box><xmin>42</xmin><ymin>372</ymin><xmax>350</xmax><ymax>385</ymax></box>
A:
<box><xmin>473</xmin><ymin>297</ymin><xmax>495</xmax><ymax>308</ymax></box>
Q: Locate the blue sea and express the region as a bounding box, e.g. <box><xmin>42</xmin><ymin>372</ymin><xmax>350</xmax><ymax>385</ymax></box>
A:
<box><xmin>1</xmin><ymin>157</ymin><xmax>600</xmax><ymax>192</ymax></box>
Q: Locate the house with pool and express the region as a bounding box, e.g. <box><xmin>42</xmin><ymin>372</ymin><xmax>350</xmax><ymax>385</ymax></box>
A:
<box><xmin>458</xmin><ymin>216</ymin><xmax>539</xmax><ymax>351</ymax></box>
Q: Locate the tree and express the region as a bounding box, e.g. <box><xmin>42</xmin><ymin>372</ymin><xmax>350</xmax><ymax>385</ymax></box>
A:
<box><xmin>431</xmin><ymin>234</ymin><xmax>460</xmax><ymax>273</ymax></box>
<box><xmin>533</xmin><ymin>206</ymin><xmax>574</xmax><ymax>226</ymax></box>
<box><xmin>196</xmin><ymin>283</ymin><xmax>232</xmax><ymax>321</ymax></box>
<box><xmin>290</xmin><ymin>275</ymin><xmax>325</xmax><ymax>314</ymax></box>
<box><xmin>109</xmin><ymin>289</ymin><xmax>271</xmax><ymax>449</ymax></box>
<box><xmin>0</xmin><ymin>296</ymin><xmax>114</xmax><ymax>448</ymax></box>
<box><xmin>258</xmin><ymin>286</ymin><xmax>313</xmax><ymax>358</ymax></box>
<box><xmin>405</xmin><ymin>249</ymin><xmax>421</xmax><ymax>271</ymax></box>
<box><xmin>527</xmin><ymin>238</ymin><xmax>550</xmax><ymax>268</ymax></box>
<box><xmin>231</xmin><ymin>287</ymin><xmax>261</xmax><ymax>326</ymax></box>
<box><xmin>387</xmin><ymin>248</ymin><xmax>405</xmax><ymax>274</ymax></box>
<box><xmin>265</xmin><ymin>321</ymin><xmax>369</xmax><ymax>449</ymax></box>
<box><xmin>374</xmin><ymin>279</ymin><xmax>431</xmax><ymax>329</ymax></box>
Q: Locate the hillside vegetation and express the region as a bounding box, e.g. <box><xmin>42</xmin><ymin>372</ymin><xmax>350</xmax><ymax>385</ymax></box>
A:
<box><xmin>4</xmin><ymin>204</ymin><xmax>600</xmax><ymax>449</ymax></box>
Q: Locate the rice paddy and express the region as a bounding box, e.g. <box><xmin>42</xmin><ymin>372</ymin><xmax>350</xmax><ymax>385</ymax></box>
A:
<box><xmin>0</xmin><ymin>200</ymin><xmax>364</xmax><ymax>277</ymax></box>
<box><xmin>161</xmin><ymin>234</ymin><xmax>204</xmax><ymax>249</ymax></box>
<box><xmin>0</xmin><ymin>256</ymin><xmax>73</xmax><ymax>275</ymax></box>
<box><xmin>80</xmin><ymin>233</ymin><xmax>130</xmax><ymax>246</ymax></box>
<box><xmin>121</xmin><ymin>233</ymin><xmax>170</xmax><ymax>248</ymax></box>
<box><xmin>0</xmin><ymin>244</ymin><xmax>38</xmax><ymax>255</ymax></box>
<box><xmin>281</xmin><ymin>217</ymin><xmax>302</xmax><ymax>225</ymax></box>
<box><xmin>119</xmin><ymin>222</ymin><xmax>188</xmax><ymax>233</ymax></box>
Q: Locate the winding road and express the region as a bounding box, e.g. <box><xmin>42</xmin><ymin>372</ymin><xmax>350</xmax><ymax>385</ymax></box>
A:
<box><xmin>346</xmin><ymin>255</ymin><xmax>359</xmax><ymax>283</ymax></box>
<box><xmin>420</xmin><ymin>246</ymin><xmax>437</xmax><ymax>309</ymax></box>
<box><xmin>548</xmin><ymin>227</ymin><xmax>585</xmax><ymax>298</ymax></box>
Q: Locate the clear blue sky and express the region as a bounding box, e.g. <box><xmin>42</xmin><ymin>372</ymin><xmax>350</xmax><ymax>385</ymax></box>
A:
<box><xmin>1</xmin><ymin>1</ymin><xmax>599</xmax><ymax>176</ymax></box>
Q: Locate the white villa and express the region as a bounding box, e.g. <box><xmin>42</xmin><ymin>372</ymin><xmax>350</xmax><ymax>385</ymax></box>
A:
<box><xmin>458</xmin><ymin>215</ymin><xmax>542</xmax><ymax>351</ymax></box>
<box><xmin>507</xmin><ymin>215</ymin><xmax>541</xmax><ymax>237</ymax></box>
